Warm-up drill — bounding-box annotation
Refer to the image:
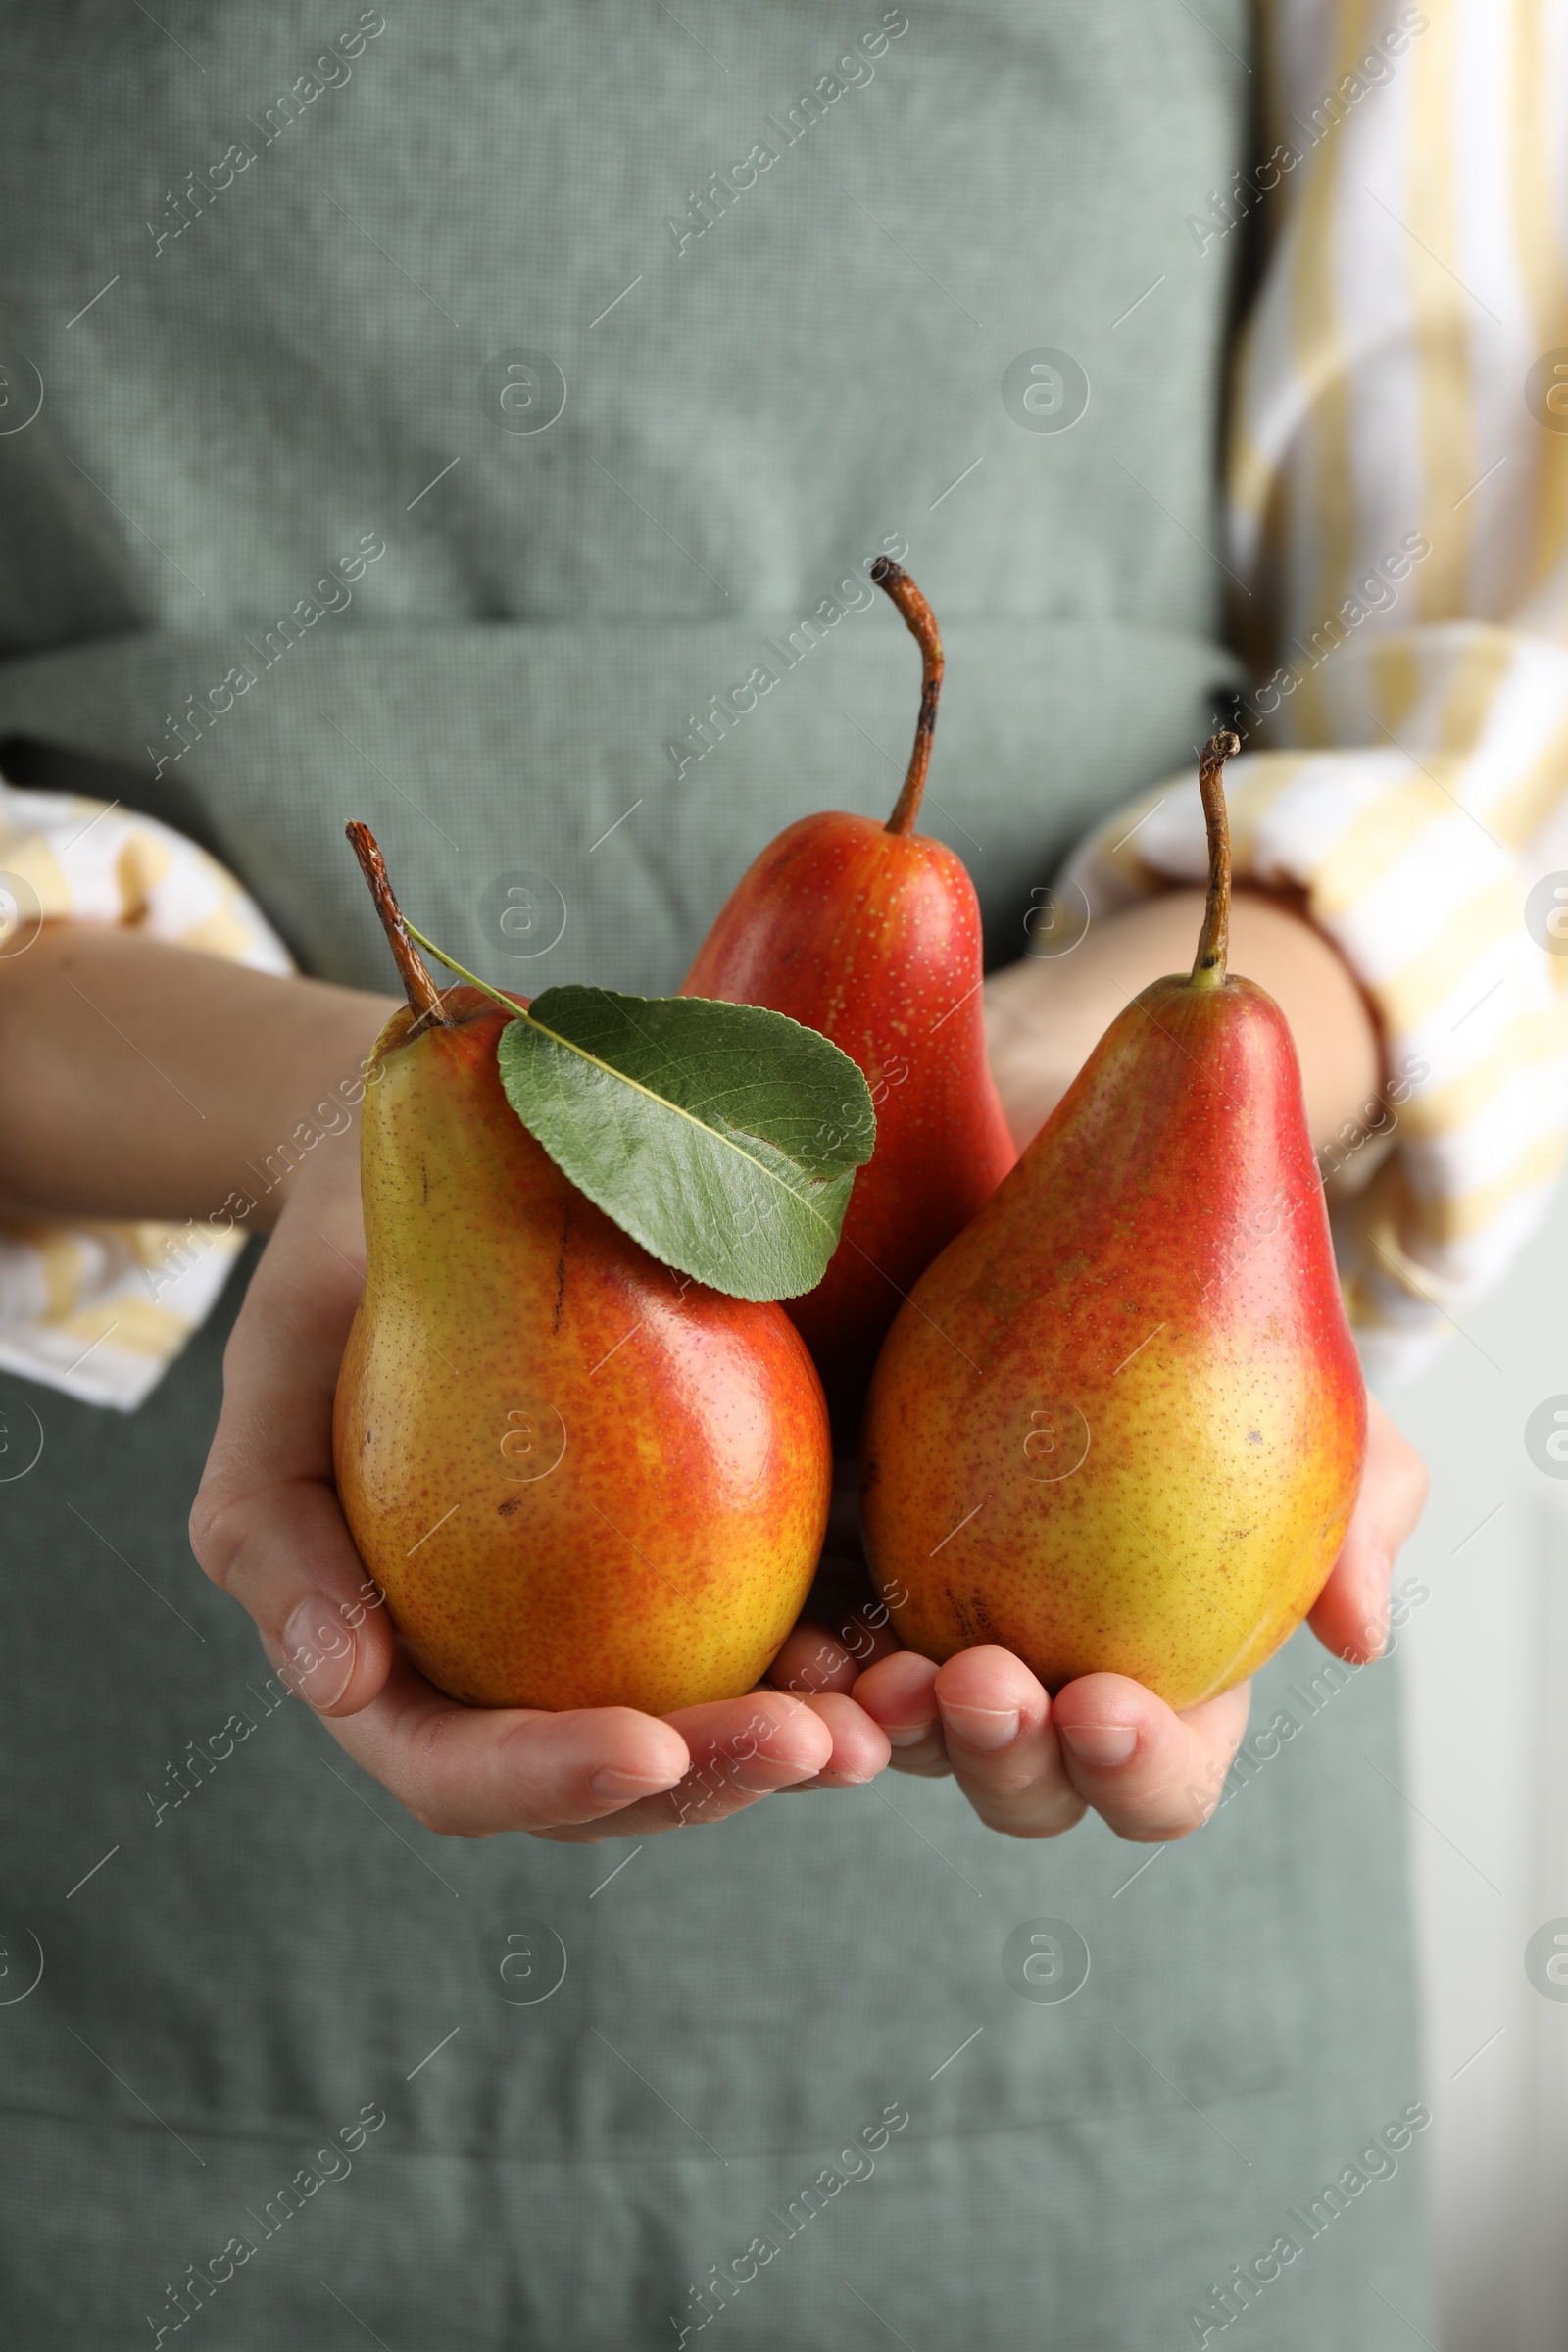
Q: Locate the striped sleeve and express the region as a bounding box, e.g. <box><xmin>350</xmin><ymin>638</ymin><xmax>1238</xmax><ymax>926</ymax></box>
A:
<box><xmin>0</xmin><ymin>777</ymin><xmax>293</xmax><ymax>1410</ymax></box>
<box><xmin>1064</xmin><ymin>0</ymin><xmax>1568</xmax><ymax>1384</ymax></box>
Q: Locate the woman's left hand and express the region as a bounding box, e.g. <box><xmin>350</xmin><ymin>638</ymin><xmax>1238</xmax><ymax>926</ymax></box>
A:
<box><xmin>766</xmin><ymin>1394</ymin><xmax>1427</xmax><ymax>1841</ymax></box>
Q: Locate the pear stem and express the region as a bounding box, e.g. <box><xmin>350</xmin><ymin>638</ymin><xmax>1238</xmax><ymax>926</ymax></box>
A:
<box><xmin>871</xmin><ymin>557</ymin><xmax>944</xmax><ymax>836</ymax></box>
<box><xmin>1190</xmin><ymin>730</ymin><xmax>1240</xmax><ymax>990</ymax></box>
<box><xmin>400</xmin><ymin>918</ymin><xmax>527</xmax><ymax>1023</ymax></box>
<box><xmin>345</xmin><ymin>822</ymin><xmax>451</xmax><ymax>1023</ymax></box>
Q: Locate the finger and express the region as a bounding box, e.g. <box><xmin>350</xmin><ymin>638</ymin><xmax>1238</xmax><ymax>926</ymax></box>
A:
<box><xmin>1051</xmin><ymin>1672</ymin><xmax>1252</xmax><ymax>1841</ymax></box>
<box><xmin>206</xmin><ymin>1183</ymin><xmax>364</xmax><ymax>1497</ymax></box>
<box><xmin>766</xmin><ymin>1590</ymin><xmax>903</xmax><ymax>1702</ymax></box>
<box><xmin>1308</xmin><ymin>1393</ymin><xmax>1428</xmax><ymax>1665</ymax></box>
<box><xmin>828</xmin><ymin>1614</ymin><xmax>904</xmax><ymax>1673</ymax></box>
<box><xmin>653</xmin><ymin>1693</ymin><xmax>837</xmax><ymax>1827</ymax></box>
<box><xmin>850</xmin><ymin>1650</ymin><xmax>953</xmax><ymax>1779</ymax></box>
<box><xmin>320</xmin><ymin>1654</ymin><xmax>691</xmax><ymax>1837</ymax></box>
<box><xmin>192</xmin><ymin>1220</ymin><xmax>393</xmax><ymax>1716</ymax></box>
<box><xmin>932</xmin><ymin>1647</ymin><xmax>1086</xmax><ymax>1839</ymax></box>
<box><xmin>776</xmin><ymin>1690</ymin><xmax>893</xmax><ymax>1789</ymax></box>
<box><xmin>235</xmin><ymin>1479</ymin><xmax>395</xmax><ymax>1714</ymax></box>
<box><xmin>766</xmin><ymin>1620</ymin><xmax>861</xmax><ymax>1699</ymax></box>
<box><xmin>328</xmin><ymin>1675</ymin><xmax>833</xmax><ymax>1841</ymax></box>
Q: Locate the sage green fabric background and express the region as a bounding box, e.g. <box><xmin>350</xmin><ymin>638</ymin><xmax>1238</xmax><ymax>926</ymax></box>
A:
<box><xmin>0</xmin><ymin>4</ymin><xmax>1431</xmax><ymax>2344</ymax></box>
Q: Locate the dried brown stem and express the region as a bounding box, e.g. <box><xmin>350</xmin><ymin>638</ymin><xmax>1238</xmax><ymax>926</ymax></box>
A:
<box><xmin>1190</xmin><ymin>731</ymin><xmax>1240</xmax><ymax>989</ymax></box>
<box><xmin>345</xmin><ymin>821</ymin><xmax>450</xmax><ymax>1023</ymax></box>
<box><xmin>871</xmin><ymin>557</ymin><xmax>944</xmax><ymax>836</ymax></box>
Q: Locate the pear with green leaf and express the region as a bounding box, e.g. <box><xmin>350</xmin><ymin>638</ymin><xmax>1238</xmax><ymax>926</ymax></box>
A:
<box><xmin>333</xmin><ymin>826</ymin><xmax>869</xmax><ymax>1714</ymax></box>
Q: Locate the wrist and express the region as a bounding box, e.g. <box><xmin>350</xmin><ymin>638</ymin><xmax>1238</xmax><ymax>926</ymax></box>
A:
<box><xmin>0</xmin><ymin>921</ymin><xmax>396</xmax><ymax>1223</ymax></box>
<box><xmin>985</xmin><ymin>888</ymin><xmax>1382</xmax><ymax>1152</ymax></box>
<box><xmin>242</xmin><ymin>995</ymin><xmax>392</xmax><ymax>1233</ymax></box>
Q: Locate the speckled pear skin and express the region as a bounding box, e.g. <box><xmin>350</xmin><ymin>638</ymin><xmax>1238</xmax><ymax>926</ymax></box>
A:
<box><xmin>859</xmin><ymin>971</ymin><xmax>1367</xmax><ymax>1712</ymax></box>
<box><xmin>333</xmin><ymin>990</ymin><xmax>832</xmax><ymax>1714</ymax></box>
<box><xmin>681</xmin><ymin>810</ymin><xmax>1016</xmax><ymax>1435</ymax></box>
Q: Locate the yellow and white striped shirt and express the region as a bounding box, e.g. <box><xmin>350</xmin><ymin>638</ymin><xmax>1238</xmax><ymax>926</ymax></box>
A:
<box><xmin>1071</xmin><ymin>0</ymin><xmax>1568</xmax><ymax>1383</ymax></box>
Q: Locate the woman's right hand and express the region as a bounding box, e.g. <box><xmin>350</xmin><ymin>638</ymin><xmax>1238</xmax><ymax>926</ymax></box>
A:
<box><xmin>190</xmin><ymin>1128</ymin><xmax>887</xmax><ymax>1841</ymax></box>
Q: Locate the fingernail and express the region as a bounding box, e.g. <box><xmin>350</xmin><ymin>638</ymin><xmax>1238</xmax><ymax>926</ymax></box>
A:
<box><xmin>886</xmin><ymin>1724</ymin><xmax>935</xmax><ymax>1748</ymax></box>
<box><xmin>590</xmin><ymin>1767</ymin><xmax>681</xmax><ymax>1799</ymax></box>
<box><xmin>940</xmin><ymin>1702</ymin><xmax>1020</xmax><ymax>1752</ymax></box>
<box><xmin>1058</xmin><ymin>1722</ymin><xmax>1138</xmax><ymax>1768</ymax></box>
<box><xmin>281</xmin><ymin>1595</ymin><xmax>355</xmax><ymax>1708</ymax></box>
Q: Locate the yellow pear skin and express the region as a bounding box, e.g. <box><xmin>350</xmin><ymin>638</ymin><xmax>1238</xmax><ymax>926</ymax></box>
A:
<box><xmin>333</xmin><ymin>991</ymin><xmax>832</xmax><ymax>1714</ymax></box>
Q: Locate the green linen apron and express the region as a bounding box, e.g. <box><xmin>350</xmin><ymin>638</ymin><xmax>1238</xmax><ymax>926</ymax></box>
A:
<box><xmin>0</xmin><ymin>5</ymin><xmax>1432</xmax><ymax>2343</ymax></box>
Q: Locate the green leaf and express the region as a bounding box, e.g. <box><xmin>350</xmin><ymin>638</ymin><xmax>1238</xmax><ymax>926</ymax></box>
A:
<box><xmin>495</xmin><ymin>987</ymin><xmax>876</xmax><ymax>1301</ymax></box>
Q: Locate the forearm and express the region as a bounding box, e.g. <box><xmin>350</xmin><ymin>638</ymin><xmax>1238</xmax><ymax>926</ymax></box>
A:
<box><xmin>0</xmin><ymin>923</ymin><xmax>396</xmax><ymax>1226</ymax></box>
<box><xmin>984</xmin><ymin>887</ymin><xmax>1383</xmax><ymax>1152</ymax></box>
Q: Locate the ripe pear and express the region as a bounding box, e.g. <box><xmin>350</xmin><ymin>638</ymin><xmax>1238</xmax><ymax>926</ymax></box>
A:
<box><xmin>860</xmin><ymin>735</ymin><xmax>1367</xmax><ymax>1712</ymax></box>
<box><xmin>332</xmin><ymin>829</ymin><xmax>831</xmax><ymax>1714</ymax></box>
<box><xmin>682</xmin><ymin>559</ymin><xmax>1015</xmax><ymax>1442</ymax></box>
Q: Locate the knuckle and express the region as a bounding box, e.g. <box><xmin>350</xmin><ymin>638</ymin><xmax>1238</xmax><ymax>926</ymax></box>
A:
<box><xmin>411</xmin><ymin>1704</ymin><xmax>463</xmax><ymax>1777</ymax></box>
<box><xmin>960</xmin><ymin>1761</ymin><xmax>1040</xmax><ymax>1802</ymax></box>
<box><xmin>397</xmin><ymin>1719</ymin><xmax>480</xmax><ymax>1838</ymax></box>
<box><xmin>981</xmin><ymin>1793</ymin><xmax>1085</xmax><ymax>1839</ymax></box>
<box><xmin>1117</xmin><ymin>1816</ymin><xmax>1198</xmax><ymax>1845</ymax></box>
<box><xmin>393</xmin><ymin>1765</ymin><xmax>508</xmax><ymax>1841</ymax></box>
<box><xmin>187</xmin><ymin>1486</ymin><xmax>239</xmax><ymax>1592</ymax></box>
<box><xmin>402</xmin><ymin>1796</ymin><xmax>483</xmax><ymax>1840</ymax></box>
<box><xmin>404</xmin><ymin>1711</ymin><xmax>558</xmax><ymax>1840</ymax></box>
<box><xmin>1381</xmin><ymin>1423</ymin><xmax>1429</xmax><ymax>1494</ymax></box>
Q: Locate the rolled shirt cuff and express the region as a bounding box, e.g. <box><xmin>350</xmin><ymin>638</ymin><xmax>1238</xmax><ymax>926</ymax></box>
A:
<box><xmin>0</xmin><ymin>778</ymin><xmax>292</xmax><ymax>1410</ymax></box>
<box><xmin>1060</xmin><ymin>748</ymin><xmax>1568</xmax><ymax>1386</ymax></box>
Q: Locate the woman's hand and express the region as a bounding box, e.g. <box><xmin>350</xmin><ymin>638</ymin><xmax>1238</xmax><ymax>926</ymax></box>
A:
<box><xmin>825</xmin><ymin>1394</ymin><xmax>1428</xmax><ymax>1841</ymax></box>
<box><xmin>189</xmin><ymin>1130</ymin><xmax>889</xmax><ymax>1843</ymax></box>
